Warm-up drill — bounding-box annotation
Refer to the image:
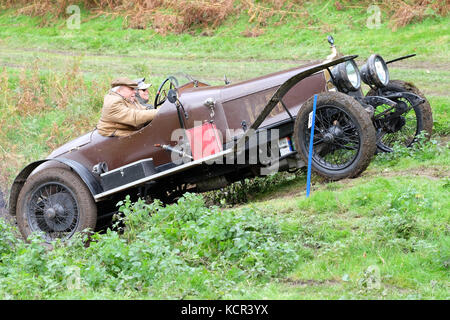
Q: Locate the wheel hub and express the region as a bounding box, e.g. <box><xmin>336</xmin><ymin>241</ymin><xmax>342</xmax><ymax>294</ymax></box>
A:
<box><xmin>328</xmin><ymin>125</ymin><xmax>344</xmax><ymax>137</ymax></box>
<box><xmin>44</xmin><ymin>204</ymin><xmax>64</xmax><ymax>220</ymax></box>
<box><xmin>395</xmin><ymin>101</ymin><xmax>408</xmax><ymax>114</ymax></box>
<box><xmin>323</xmin><ymin>132</ymin><xmax>334</xmax><ymax>143</ymax></box>
<box><xmin>384</xmin><ymin>116</ymin><xmax>406</xmax><ymax>133</ymax></box>
<box><xmin>323</xmin><ymin>124</ymin><xmax>344</xmax><ymax>143</ymax></box>
<box><xmin>44</xmin><ymin>207</ymin><xmax>56</xmax><ymax>219</ymax></box>
<box><xmin>41</xmin><ymin>192</ymin><xmax>77</xmax><ymax>232</ymax></box>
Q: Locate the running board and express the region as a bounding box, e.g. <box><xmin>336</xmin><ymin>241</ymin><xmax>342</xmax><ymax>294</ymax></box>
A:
<box><xmin>94</xmin><ymin>148</ymin><xmax>233</xmax><ymax>202</ymax></box>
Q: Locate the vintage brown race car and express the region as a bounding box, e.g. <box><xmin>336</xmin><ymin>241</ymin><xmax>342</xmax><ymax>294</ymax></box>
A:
<box><xmin>7</xmin><ymin>36</ymin><xmax>432</xmax><ymax>241</ymax></box>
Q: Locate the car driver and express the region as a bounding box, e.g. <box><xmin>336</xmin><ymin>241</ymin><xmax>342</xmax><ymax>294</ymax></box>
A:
<box><xmin>97</xmin><ymin>77</ymin><xmax>158</xmax><ymax>137</ymax></box>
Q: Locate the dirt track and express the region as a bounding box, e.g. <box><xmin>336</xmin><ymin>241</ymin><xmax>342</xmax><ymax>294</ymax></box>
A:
<box><xmin>0</xmin><ymin>47</ymin><xmax>448</xmax><ymax>76</ymax></box>
<box><xmin>1</xmin><ymin>47</ymin><xmax>448</xmax><ymax>70</ymax></box>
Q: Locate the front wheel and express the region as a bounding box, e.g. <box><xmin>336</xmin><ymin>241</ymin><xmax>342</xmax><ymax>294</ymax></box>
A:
<box><xmin>294</xmin><ymin>92</ymin><xmax>376</xmax><ymax>180</ymax></box>
<box><xmin>367</xmin><ymin>80</ymin><xmax>433</xmax><ymax>152</ymax></box>
<box><xmin>16</xmin><ymin>167</ymin><xmax>97</xmax><ymax>242</ymax></box>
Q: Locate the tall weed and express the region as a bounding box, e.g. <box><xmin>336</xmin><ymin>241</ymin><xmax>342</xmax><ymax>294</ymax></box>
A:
<box><xmin>0</xmin><ymin>59</ymin><xmax>106</xmax><ymax>190</ymax></box>
<box><xmin>204</xmin><ymin>171</ymin><xmax>303</xmax><ymax>206</ymax></box>
<box><xmin>2</xmin><ymin>0</ymin><xmax>445</xmax><ymax>34</ymax></box>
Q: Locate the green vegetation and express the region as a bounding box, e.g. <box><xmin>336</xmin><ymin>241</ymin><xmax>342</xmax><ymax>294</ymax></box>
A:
<box><xmin>0</xmin><ymin>193</ymin><xmax>300</xmax><ymax>299</ymax></box>
<box><xmin>0</xmin><ymin>2</ymin><xmax>449</xmax><ymax>61</ymax></box>
<box><xmin>0</xmin><ymin>138</ymin><xmax>448</xmax><ymax>299</ymax></box>
<box><xmin>0</xmin><ymin>1</ymin><xmax>448</xmax><ymax>300</ymax></box>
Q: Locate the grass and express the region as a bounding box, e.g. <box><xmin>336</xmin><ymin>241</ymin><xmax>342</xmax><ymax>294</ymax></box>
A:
<box><xmin>0</xmin><ymin>2</ymin><xmax>449</xmax><ymax>300</ymax></box>
<box><xmin>0</xmin><ymin>139</ymin><xmax>448</xmax><ymax>299</ymax></box>
<box><xmin>0</xmin><ymin>4</ymin><xmax>448</xmax><ymax>62</ymax></box>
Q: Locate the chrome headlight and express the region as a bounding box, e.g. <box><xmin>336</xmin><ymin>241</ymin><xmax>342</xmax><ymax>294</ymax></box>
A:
<box><xmin>360</xmin><ymin>54</ymin><xmax>390</xmax><ymax>87</ymax></box>
<box><xmin>331</xmin><ymin>60</ymin><xmax>361</xmax><ymax>92</ymax></box>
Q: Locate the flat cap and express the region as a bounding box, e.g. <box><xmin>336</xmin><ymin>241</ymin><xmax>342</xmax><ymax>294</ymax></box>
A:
<box><xmin>133</xmin><ymin>77</ymin><xmax>152</xmax><ymax>90</ymax></box>
<box><xmin>111</xmin><ymin>77</ymin><xmax>138</xmax><ymax>88</ymax></box>
<box><xmin>137</xmin><ymin>82</ymin><xmax>152</xmax><ymax>90</ymax></box>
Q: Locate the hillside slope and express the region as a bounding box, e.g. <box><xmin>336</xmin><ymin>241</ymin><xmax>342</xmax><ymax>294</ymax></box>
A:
<box><xmin>0</xmin><ymin>4</ymin><xmax>448</xmax><ymax>300</ymax></box>
<box><xmin>0</xmin><ymin>137</ymin><xmax>448</xmax><ymax>299</ymax></box>
<box><xmin>0</xmin><ymin>1</ymin><xmax>448</xmax><ymax>209</ymax></box>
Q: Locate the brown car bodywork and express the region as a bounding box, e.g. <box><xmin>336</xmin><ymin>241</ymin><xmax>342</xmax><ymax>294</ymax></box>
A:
<box><xmin>9</xmin><ymin>56</ymin><xmax>359</xmax><ymax>217</ymax></box>
<box><xmin>48</xmin><ymin>63</ymin><xmax>325</xmax><ymax>171</ymax></box>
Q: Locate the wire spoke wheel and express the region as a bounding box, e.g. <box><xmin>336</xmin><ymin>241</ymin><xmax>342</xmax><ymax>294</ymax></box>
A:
<box><xmin>16</xmin><ymin>167</ymin><xmax>97</xmax><ymax>243</ymax></box>
<box><xmin>367</xmin><ymin>80</ymin><xmax>433</xmax><ymax>153</ymax></box>
<box><xmin>294</xmin><ymin>92</ymin><xmax>376</xmax><ymax>180</ymax></box>
<box><xmin>27</xmin><ymin>182</ymin><xmax>79</xmax><ymax>241</ymax></box>
<box><xmin>374</xmin><ymin>99</ymin><xmax>418</xmax><ymax>152</ymax></box>
<box><xmin>306</xmin><ymin>105</ymin><xmax>362</xmax><ymax>171</ymax></box>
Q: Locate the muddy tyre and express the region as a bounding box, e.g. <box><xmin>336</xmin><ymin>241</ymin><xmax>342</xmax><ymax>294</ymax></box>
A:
<box><xmin>294</xmin><ymin>92</ymin><xmax>376</xmax><ymax>180</ymax></box>
<box><xmin>16</xmin><ymin>167</ymin><xmax>97</xmax><ymax>242</ymax></box>
<box><xmin>367</xmin><ymin>80</ymin><xmax>433</xmax><ymax>152</ymax></box>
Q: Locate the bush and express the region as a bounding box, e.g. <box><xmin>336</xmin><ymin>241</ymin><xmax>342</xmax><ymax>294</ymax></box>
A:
<box><xmin>115</xmin><ymin>193</ymin><xmax>300</xmax><ymax>279</ymax></box>
<box><xmin>0</xmin><ymin>193</ymin><xmax>300</xmax><ymax>298</ymax></box>
<box><xmin>204</xmin><ymin>171</ymin><xmax>302</xmax><ymax>206</ymax></box>
<box><xmin>0</xmin><ymin>217</ymin><xmax>19</xmax><ymax>257</ymax></box>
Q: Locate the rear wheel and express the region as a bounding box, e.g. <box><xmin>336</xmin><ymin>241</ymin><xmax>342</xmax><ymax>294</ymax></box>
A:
<box><xmin>367</xmin><ymin>80</ymin><xmax>433</xmax><ymax>152</ymax></box>
<box><xmin>16</xmin><ymin>167</ymin><xmax>97</xmax><ymax>242</ymax></box>
<box><xmin>294</xmin><ymin>92</ymin><xmax>376</xmax><ymax>180</ymax></box>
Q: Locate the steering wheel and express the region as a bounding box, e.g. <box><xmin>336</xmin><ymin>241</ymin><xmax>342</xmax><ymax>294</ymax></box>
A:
<box><xmin>154</xmin><ymin>76</ymin><xmax>179</xmax><ymax>108</ymax></box>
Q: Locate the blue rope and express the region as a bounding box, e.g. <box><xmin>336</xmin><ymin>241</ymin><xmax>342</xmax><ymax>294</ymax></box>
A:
<box><xmin>306</xmin><ymin>94</ymin><xmax>318</xmax><ymax>198</ymax></box>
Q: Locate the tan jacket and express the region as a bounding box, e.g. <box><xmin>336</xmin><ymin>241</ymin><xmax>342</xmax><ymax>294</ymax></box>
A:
<box><xmin>97</xmin><ymin>91</ymin><xmax>157</xmax><ymax>137</ymax></box>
